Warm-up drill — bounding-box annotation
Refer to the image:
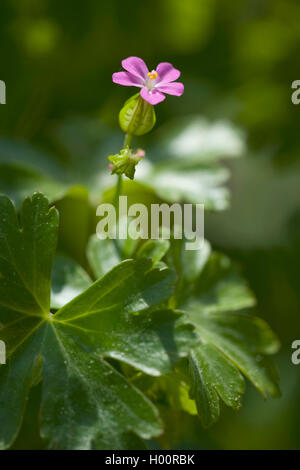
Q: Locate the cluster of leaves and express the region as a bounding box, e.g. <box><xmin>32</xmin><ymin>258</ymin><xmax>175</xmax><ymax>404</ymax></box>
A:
<box><xmin>0</xmin><ymin>117</ymin><xmax>280</xmax><ymax>449</ymax></box>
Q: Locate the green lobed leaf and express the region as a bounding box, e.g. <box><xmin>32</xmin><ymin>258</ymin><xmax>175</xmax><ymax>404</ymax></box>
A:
<box><xmin>0</xmin><ymin>192</ymin><xmax>58</xmax><ymax>320</ymax></box>
<box><xmin>0</xmin><ymin>193</ymin><xmax>197</xmax><ymax>449</ymax></box>
<box><xmin>187</xmin><ymin>305</ymin><xmax>280</xmax><ymax>398</ymax></box>
<box><xmin>137</xmin><ymin>239</ymin><xmax>170</xmax><ymax>267</ymax></box>
<box><xmin>192</xmin><ymin>252</ymin><xmax>256</xmax><ymax>313</ymax></box>
<box><xmin>180</xmin><ymin>251</ymin><xmax>280</xmax><ymax>426</ymax></box>
<box><xmin>40</xmin><ymin>323</ymin><xmax>161</xmax><ymax>449</ymax></box>
<box><xmin>87</xmin><ymin>235</ymin><xmax>122</xmax><ymax>279</ymax></box>
<box><xmin>168</xmin><ymin>238</ymin><xmax>211</xmax><ymax>285</ymax></box>
<box><xmin>189</xmin><ymin>344</ymin><xmax>245</xmax><ymax>428</ymax></box>
<box><xmin>0</xmin><ymin>192</ymin><xmax>58</xmax><ymax>448</ymax></box>
<box><xmin>87</xmin><ymin>236</ymin><xmax>169</xmax><ymax>280</ymax></box>
<box><xmin>144</xmin><ymin>367</ymin><xmax>198</xmax><ymax>417</ymax></box>
<box><xmin>55</xmin><ymin>185</ymin><xmax>93</xmax><ymax>265</ymax></box>
<box><xmin>51</xmin><ymin>254</ymin><xmax>92</xmax><ymax>309</ymax></box>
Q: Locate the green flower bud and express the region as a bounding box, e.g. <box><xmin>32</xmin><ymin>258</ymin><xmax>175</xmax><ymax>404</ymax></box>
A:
<box><xmin>108</xmin><ymin>147</ymin><xmax>145</xmax><ymax>180</ymax></box>
<box><xmin>119</xmin><ymin>93</ymin><xmax>156</xmax><ymax>136</ymax></box>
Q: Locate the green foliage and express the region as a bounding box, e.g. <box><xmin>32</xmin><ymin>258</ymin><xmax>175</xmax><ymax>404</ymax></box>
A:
<box><xmin>183</xmin><ymin>251</ymin><xmax>280</xmax><ymax>427</ymax></box>
<box><xmin>51</xmin><ymin>254</ymin><xmax>92</xmax><ymax>309</ymax></box>
<box><xmin>0</xmin><ymin>0</ymin><xmax>298</xmax><ymax>450</ymax></box>
<box><xmin>0</xmin><ymin>112</ymin><xmax>281</xmax><ymax>449</ymax></box>
<box><xmin>108</xmin><ymin>147</ymin><xmax>144</xmax><ymax>180</ymax></box>
<box><xmin>189</xmin><ymin>344</ymin><xmax>245</xmax><ymax>428</ymax></box>
<box><xmin>159</xmin><ymin>236</ymin><xmax>280</xmax><ymax>429</ymax></box>
<box><xmin>137</xmin><ymin>240</ymin><xmax>170</xmax><ymax>267</ymax></box>
<box><xmin>57</xmin><ymin>231</ymin><xmax>281</xmax><ymax>437</ymax></box>
<box><xmin>87</xmin><ymin>236</ymin><xmax>121</xmax><ymax>279</ymax></box>
<box><xmin>0</xmin><ymin>193</ymin><xmax>197</xmax><ymax>450</ymax></box>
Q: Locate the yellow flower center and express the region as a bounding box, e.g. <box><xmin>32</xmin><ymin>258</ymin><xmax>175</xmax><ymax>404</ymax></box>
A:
<box><xmin>147</xmin><ymin>70</ymin><xmax>158</xmax><ymax>80</ymax></box>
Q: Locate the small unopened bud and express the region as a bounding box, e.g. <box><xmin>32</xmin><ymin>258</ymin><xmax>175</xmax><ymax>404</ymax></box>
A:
<box><xmin>136</xmin><ymin>148</ymin><xmax>146</xmax><ymax>158</ymax></box>
<box><xmin>107</xmin><ymin>146</ymin><xmax>145</xmax><ymax>180</ymax></box>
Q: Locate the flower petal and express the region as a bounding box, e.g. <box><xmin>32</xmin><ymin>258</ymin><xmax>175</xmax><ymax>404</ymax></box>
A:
<box><xmin>156</xmin><ymin>82</ymin><xmax>184</xmax><ymax>96</ymax></box>
<box><xmin>112</xmin><ymin>71</ymin><xmax>143</xmax><ymax>87</ymax></box>
<box><xmin>156</xmin><ymin>62</ymin><xmax>181</xmax><ymax>83</ymax></box>
<box><xmin>140</xmin><ymin>87</ymin><xmax>165</xmax><ymax>105</ymax></box>
<box><xmin>121</xmin><ymin>56</ymin><xmax>149</xmax><ymax>80</ymax></box>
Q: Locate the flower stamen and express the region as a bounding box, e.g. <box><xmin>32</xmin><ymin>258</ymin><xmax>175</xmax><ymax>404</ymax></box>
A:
<box><xmin>147</xmin><ymin>70</ymin><xmax>158</xmax><ymax>80</ymax></box>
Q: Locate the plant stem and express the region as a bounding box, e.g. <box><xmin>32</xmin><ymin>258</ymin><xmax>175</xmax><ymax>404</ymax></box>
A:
<box><xmin>114</xmin><ymin>133</ymin><xmax>132</xmax><ymax>213</ymax></box>
<box><xmin>114</xmin><ymin>174</ymin><xmax>122</xmax><ymax>215</ymax></box>
<box><xmin>113</xmin><ymin>133</ymin><xmax>132</xmax><ymax>257</ymax></box>
<box><xmin>124</xmin><ymin>133</ymin><xmax>132</xmax><ymax>148</ymax></box>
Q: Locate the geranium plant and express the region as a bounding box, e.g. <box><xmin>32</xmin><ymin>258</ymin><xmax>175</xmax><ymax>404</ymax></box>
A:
<box><xmin>0</xmin><ymin>58</ymin><xmax>280</xmax><ymax>450</ymax></box>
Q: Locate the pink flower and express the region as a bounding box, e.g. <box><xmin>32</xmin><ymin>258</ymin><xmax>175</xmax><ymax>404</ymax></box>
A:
<box><xmin>112</xmin><ymin>56</ymin><xmax>184</xmax><ymax>105</ymax></box>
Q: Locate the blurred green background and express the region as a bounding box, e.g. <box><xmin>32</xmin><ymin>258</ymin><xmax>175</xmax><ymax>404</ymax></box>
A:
<box><xmin>1</xmin><ymin>0</ymin><xmax>300</xmax><ymax>449</ymax></box>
